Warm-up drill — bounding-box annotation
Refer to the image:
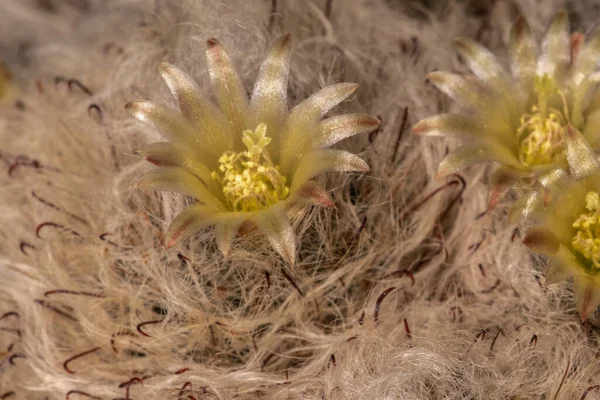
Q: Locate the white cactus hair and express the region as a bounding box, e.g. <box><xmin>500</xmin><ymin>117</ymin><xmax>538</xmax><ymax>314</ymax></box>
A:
<box><xmin>2</xmin><ymin>0</ymin><xmax>600</xmax><ymax>399</ymax></box>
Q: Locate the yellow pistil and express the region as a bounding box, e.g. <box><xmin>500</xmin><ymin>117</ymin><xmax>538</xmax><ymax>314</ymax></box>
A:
<box><xmin>211</xmin><ymin>123</ymin><xmax>290</xmax><ymax>212</ymax></box>
<box><xmin>572</xmin><ymin>191</ymin><xmax>600</xmax><ymax>269</ymax></box>
<box><xmin>517</xmin><ymin>75</ymin><xmax>566</xmax><ymax>168</ymax></box>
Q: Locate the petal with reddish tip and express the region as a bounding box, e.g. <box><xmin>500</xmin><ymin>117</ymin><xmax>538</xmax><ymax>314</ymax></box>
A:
<box><xmin>206</xmin><ymin>38</ymin><xmax>249</xmax><ymax>132</ymax></box>
<box><xmin>126</xmin><ymin>101</ymin><xmax>199</xmax><ymax>147</ymax></box>
<box><xmin>159</xmin><ymin>62</ymin><xmax>233</xmax><ymax>155</ymax></box>
<box><xmin>572</xmin><ymin>29</ymin><xmax>600</xmax><ymax>85</ymax></box>
<box><xmin>488</xmin><ymin>167</ymin><xmax>528</xmax><ymax>209</ymax></box>
<box><xmin>165</xmin><ymin>203</ymin><xmax>218</xmax><ymax>248</ymax></box>
<box><xmin>412</xmin><ymin>114</ymin><xmax>484</xmax><ymax>140</ymax></box>
<box><xmin>537</xmin><ymin>10</ymin><xmax>570</xmax><ymax>78</ymax></box>
<box><xmin>251</xmin><ymin>34</ymin><xmax>292</xmax><ymax>130</ymax></box>
<box><xmin>252</xmin><ymin>205</ymin><xmax>296</xmax><ymax>266</ymax></box>
<box><xmin>436</xmin><ymin>142</ymin><xmax>521</xmax><ymax>178</ymax></box>
<box><xmin>427</xmin><ymin>72</ymin><xmax>492</xmax><ymax>111</ymax></box>
<box><xmin>293</xmin><ymin>181</ymin><xmax>335</xmax><ymax>208</ymax></box>
<box><xmin>291</xmin><ymin>150</ymin><xmax>369</xmax><ymax>192</ymax></box>
<box><xmin>573</xmin><ymin>274</ymin><xmax>600</xmax><ymax>321</ymax></box>
<box><xmin>135</xmin><ymin>142</ymin><xmax>213</xmax><ymax>184</ymax></box>
<box><xmin>313</xmin><ymin>114</ymin><xmax>380</xmax><ymax>148</ymax></box>
<box><xmin>133</xmin><ymin>167</ymin><xmax>224</xmax><ymax>210</ymax></box>
<box><xmin>454</xmin><ymin>37</ymin><xmax>505</xmax><ymax>85</ymax></box>
<box><xmin>523</xmin><ymin>226</ymin><xmax>560</xmax><ymax>256</ymax></box>
<box><xmin>509</xmin><ymin>17</ymin><xmax>537</xmax><ymax>85</ymax></box>
<box><xmin>565</xmin><ymin>125</ymin><xmax>600</xmax><ymax>180</ymax></box>
<box><xmin>214</xmin><ymin>213</ymin><xmax>248</xmax><ymax>257</ymax></box>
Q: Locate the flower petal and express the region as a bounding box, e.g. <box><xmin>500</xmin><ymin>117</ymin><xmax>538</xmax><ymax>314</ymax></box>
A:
<box><xmin>280</xmin><ymin>83</ymin><xmax>359</xmax><ymax>171</ymax></box>
<box><xmin>583</xmin><ymin>109</ymin><xmax>600</xmax><ymax>148</ymax></box>
<box><xmin>133</xmin><ymin>167</ymin><xmax>224</xmax><ymax>210</ymax></box>
<box><xmin>565</xmin><ymin>125</ymin><xmax>600</xmax><ymax>180</ymax></box>
<box><xmin>427</xmin><ymin>72</ymin><xmax>492</xmax><ymax>111</ymax></box>
<box><xmin>206</xmin><ymin>38</ymin><xmax>249</xmax><ymax>132</ymax></box>
<box><xmin>291</xmin><ymin>150</ymin><xmax>369</xmax><ymax>192</ymax></box>
<box><xmin>573</xmin><ymin>274</ymin><xmax>600</xmax><ymax>321</ymax></box>
<box><xmin>134</xmin><ymin>142</ymin><xmax>213</xmax><ymax>184</ymax></box>
<box><xmin>159</xmin><ymin>62</ymin><xmax>233</xmax><ymax>154</ymax></box>
<box><xmin>313</xmin><ymin>114</ymin><xmax>380</xmax><ymax>148</ymax></box>
<box><xmin>289</xmin><ymin>82</ymin><xmax>359</xmax><ymax>120</ymax></box>
<box><xmin>537</xmin><ymin>10</ymin><xmax>570</xmax><ymax>78</ymax></box>
<box><xmin>572</xmin><ymin>28</ymin><xmax>600</xmax><ymax>85</ymax></box>
<box><xmin>454</xmin><ymin>37</ymin><xmax>505</xmax><ymax>85</ymax></box>
<box><xmin>214</xmin><ymin>213</ymin><xmax>247</xmax><ymax>257</ymax></box>
<box><xmin>126</xmin><ymin>101</ymin><xmax>198</xmax><ymax>147</ymax></box>
<box><xmin>412</xmin><ymin>113</ymin><xmax>485</xmax><ymax>140</ymax></box>
<box><xmin>252</xmin><ymin>204</ymin><xmax>296</xmax><ymax>266</ymax></box>
<box><xmin>165</xmin><ymin>203</ymin><xmax>218</xmax><ymax>248</ymax></box>
<box><xmin>488</xmin><ymin>167</ymin><xmax>528</xmax><ymax>209</ymax></box>
<box><xmin>509</xmin><ymin>17</ymin><xmax>537</xmax><ymax>86</ymax></box>
<box><xmin>251</xmin><ymin>34</ymin><xmax>292</xmax><ymax>130</ymax></box>
<box><xmin>436</xmin><ymin>142</ymin><xmax>521</xmax><ymax>178</ymax></box>
<box><xmin>523</xmin><ymin>226</ymin><xmax>560</xmax><ymax>256</ymax></box>
<box><xmin>292</xmin><ymin>181</ymin><xmax>335</xmax><ymax>208</ymax></box>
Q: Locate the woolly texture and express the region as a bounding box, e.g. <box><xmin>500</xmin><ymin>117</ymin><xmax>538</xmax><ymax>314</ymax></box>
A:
<box><xmin>3</xmin><ymin>1</ymin><xmax>600</xmax><ymax>399</ymax></box>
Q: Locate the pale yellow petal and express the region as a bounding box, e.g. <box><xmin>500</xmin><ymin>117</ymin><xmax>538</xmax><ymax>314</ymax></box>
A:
<box><xmin>165</xmin><ymin>203</ymin><xmax>218</xmax><ymax>248</ymax></box>
<box><xmin>427</xmin><ymin>72</ymin><xmax>492</xmax><ymax>111</ymax></box>
<box><xmin>251</xmin><ymin>34</ymin><xmax>292</xmax><ymax>130</ymax></box>
<box><xmin>537</xmin><ymin>10</ymin><xmax>569</xmax><ymax>78</ymax></box>
<box><xmin>412</xmin><ymin>114</ymin><xmax>485</xmax><ymax>140</ymax></box>
<box><xmin>291</xmin><ymin>150</ymin><xmax>369</xmax><ymax>192</ymax></box>
<box><xmin>214</xmin><ymin>214</ymin><xmax>247</xmax><ymax>257</ymax></box>
<box><xmin>565</xmin><ymin>125</ymin><xmax>600</xmax><ymax>180</ymax></box>
<box><xmin>134</xmin><ymin>142</ymin><xmax>213</xmax><ymax>184</ymax></box>
<box><xmin>436</xmin><ymin>142</ymin><xmax>521</xmax><ymax>178</ymax></box>
<box><xmin>572</xmin><ymin>29</ymin><xmax>600</xmax><ymax>85</ymax></box>
<box><xmin>252</xmin><ymin>204</ymin><xmax>296</xmax><ymax>266</ymax></box>
<box><xmin>583</xmin><ymin>109</ymin><xmax>600</xmax><ymax>148</ymax></box>
<box><xmin>509</xmin><ymin>17</ymin><xmax>537</xmax><ymax>86</ymax></box>
<box><xmin>573</xmin><ymin>274</ymin><xmax>600</xmax><ymax>320</ymax></box>
<box><xmin>206</xmin><ymin>38</ymin><xmax>249</xmax><ymax>132</ymax></box>
<box><xmin>126</xmin><ymin>101</ymin><xmax>198</xmax><ymax>147</ymax></box>
<box><xmin>159</xmin><ymin>62</ymin><xmax>233</xmax><ymax>154</ymax></box>
<box><xmin>454</xmin><ymin>37</ymin><xmax>506</xmax><ymax>85</ymax></box>
<box><xmin>313</xmin><ymin>114</ymin><xmax>380</xmax><ymax>148</ymax></box>
<box><xmin>133</xmin><ymin>167</ymin><xmax>224</xmax><ymax>210</ymax></box>
<box><xmin>507</xmin><ymin>191</ymin><xmax>542</xmax><ymax>224</ymax></box>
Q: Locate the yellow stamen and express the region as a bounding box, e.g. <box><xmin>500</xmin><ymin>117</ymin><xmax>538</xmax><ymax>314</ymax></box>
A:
<box><xmin>516</xmin><ymin>75</ymin><xmax>566</xmax><ymax>168</ymax></box>
<box><xmin>572</xmin><ymin>191</ymin><xmax>600</xmax><ymax>269</ymax></box>
<box><xmin>212</xmin><ymin>123</ymin><xmax>290</xmax><ymax>212</ymax></box>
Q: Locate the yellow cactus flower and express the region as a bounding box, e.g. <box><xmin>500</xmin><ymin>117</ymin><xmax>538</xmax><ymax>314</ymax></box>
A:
<box><xmin>413</xmin><ymin>11</ymin><xmax>600</xmax><ymax>208</ymax></box>
<box><xmin>127</xmin><ymin>35</ymin><xmax>379</xmax><ymax>265</ymax></box>
<box><xmin>523</xmin><ymin>126</ymin><xmax>600</xmax><ymax>320</ymax></box>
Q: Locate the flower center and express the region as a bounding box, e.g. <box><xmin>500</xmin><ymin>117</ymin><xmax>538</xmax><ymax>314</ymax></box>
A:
<box><xmin>211</xmin><ymin>123</ymin><xmax>290</xmax><ymax>212</ymax></box>
<box><xmin>516</xmin><ymin>75</ymin><xmax>566</xmax><ymax>168</ymax></box>
<box><xmin>572</xmin><ymin>191</ymin><xmax>600</xmax><ymax>269</ymax></box>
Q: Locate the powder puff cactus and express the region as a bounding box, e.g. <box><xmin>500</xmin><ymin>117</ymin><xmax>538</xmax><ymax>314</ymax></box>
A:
<box><xmin>413</xmin><ymin>11</ymin><xmax>600</xmax><ymax>208</ymax></box>
<box><xmin>127</xmin><ymin>35</ymin><xmax>379</xmax><ymax>265</ymax></box>
<box><xmin>523</xmin><ymin>126</ymin><xmax>600</xmax><ymax>320</ymax></box>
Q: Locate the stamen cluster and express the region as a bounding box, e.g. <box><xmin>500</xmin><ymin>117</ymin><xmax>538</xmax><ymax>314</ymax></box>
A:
<box><xmin>211</xmin><ymin>123</ymin><xmax>289</xmax><ymax>212</ymax></box>
<box><xmin>572</xmin><ymin>191</ymin><xmax>600</xmax><ymax>269</ymax></box>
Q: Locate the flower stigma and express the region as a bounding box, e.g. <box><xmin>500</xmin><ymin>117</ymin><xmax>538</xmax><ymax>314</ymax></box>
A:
<box><xmin>572</xmin><ymin>191</ymin><xmax>600</xmax><ymax>269</ymax></box>
<box><xmin>516</xmin><ymin>75</ymin><xmax>566</xmax><ymax>168</ymax></box>
<box><xmin>211</xmin><ymin>123</ymin><xmax>290</xmax><ymax>212</ymax></box>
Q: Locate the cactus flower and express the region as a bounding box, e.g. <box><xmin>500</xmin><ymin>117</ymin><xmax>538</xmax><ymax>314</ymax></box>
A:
<box><xmin>127</xmin><ymin>35</ymin><xmax>379</xmax><ymax>265</ymax></box>
<box><xmin>523</xmin><ymin>126</ymin><xmax>600</xmax><ymax>320</ymax></box>
<box><xmin>413</xmin><ymin>12</ymin><xmax>600</xmax><ymax>208</ymax></box>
